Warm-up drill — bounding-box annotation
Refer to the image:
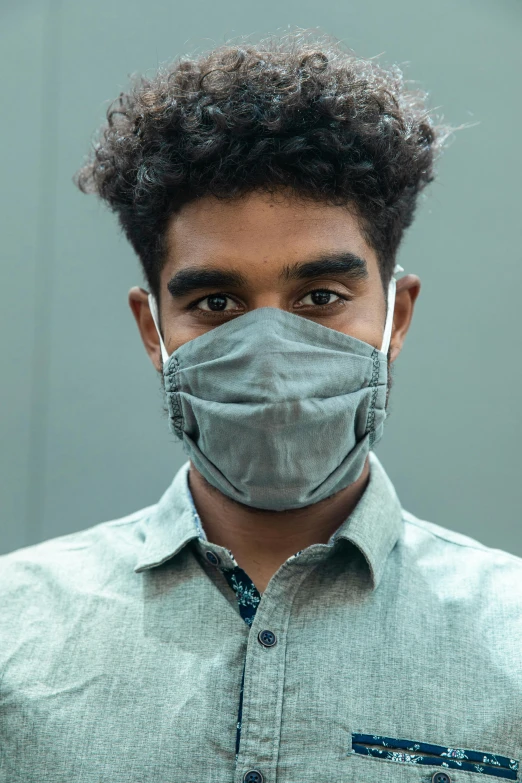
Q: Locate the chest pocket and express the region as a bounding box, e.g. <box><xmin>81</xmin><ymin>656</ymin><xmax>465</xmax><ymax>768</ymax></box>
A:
<box><xmin>351</xmin><ymin>733</ymin><xmax>519</xmax><ymax>782</ymax></box>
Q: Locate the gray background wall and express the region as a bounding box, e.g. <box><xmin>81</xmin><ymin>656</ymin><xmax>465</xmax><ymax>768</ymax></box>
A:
<box><xmin>1</xmin><ymin>0</ymin><xmax>521</xmax><ymax>557</ymax></box>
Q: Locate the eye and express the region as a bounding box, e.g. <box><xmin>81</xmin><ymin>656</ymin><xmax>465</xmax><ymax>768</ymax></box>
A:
<box><xmin>196</xmin><ymin>294</ymin><xmax>242</xmax><ymax>312</ymax></box>
<box><xmin>299</xmin><ymin>289</ymin><xmax>342</xmax><ymax>307</ymax></box>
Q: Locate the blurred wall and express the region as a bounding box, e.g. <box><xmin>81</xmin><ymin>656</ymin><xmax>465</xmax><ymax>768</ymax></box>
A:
<box><xmin>1</xmin><ymin>0</ymin><xmax>521</xmax><ymax>556</ymax></box>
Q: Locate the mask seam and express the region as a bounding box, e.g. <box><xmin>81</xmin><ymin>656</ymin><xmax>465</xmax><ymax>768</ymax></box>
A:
<box><xmin>366</xmin><ymin>349</ymin><xmax>380</xmax><ymax>448</ymax></box>
<box><xmin>165</xmin><ymin>357</ymin><xmax>184</xmax><ymax>437</ymax></box>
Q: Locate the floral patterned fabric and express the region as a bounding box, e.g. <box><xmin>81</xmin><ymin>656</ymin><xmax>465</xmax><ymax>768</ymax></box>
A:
<box><xmin>223</xmin><ymin>568</ymin><xmax>261</xmax><ymax>628</ymax></box>
<box><xmin>351</xmin><ymin>733</ymin><xmax>519</xmax><ymax>780</ymax></box>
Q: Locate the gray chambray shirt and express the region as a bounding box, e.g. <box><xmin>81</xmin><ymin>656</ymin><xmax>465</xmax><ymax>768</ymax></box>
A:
<box><xmin>1</xmin><ymin>451</ymin><xmax>522</xmax><ymax>783</ymax></box>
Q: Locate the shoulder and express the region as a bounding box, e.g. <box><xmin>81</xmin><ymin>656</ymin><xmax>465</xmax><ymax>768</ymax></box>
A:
<box><xmin>401</xmin><ymin>507</ymin><xmax>521</xmax><ymax>561</ymax></box>
<box><xmin>0</xmin><ymin>505</ymin><xmax>156</xmax><ymax>620</ymax></box>
<box><xmin>398</xmin><ymin>508</ymin><xmax>522</xmax><ymax>613</ymax></box>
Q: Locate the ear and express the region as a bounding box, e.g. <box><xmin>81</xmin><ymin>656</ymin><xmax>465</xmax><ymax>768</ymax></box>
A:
<box><xmin>128</xmin><ymin>287</ymin><xmax>163</xmax><ymax>372</ymax></box>
<box><xmin>389</xmin><ymin>274</ymin><xmax>421</xmax><ymax>363</ymax></box>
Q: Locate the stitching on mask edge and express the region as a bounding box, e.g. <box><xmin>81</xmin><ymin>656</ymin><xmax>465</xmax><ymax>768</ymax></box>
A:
<box><xmin>366</xmin><ymin>349</ymin><xmax>380</xmax><ymax>448</ymax></box>
<box><xmin>165</xmin><ymin>357</ymin><xmax>184</xmax><ymax>436</ymax></box>
<box><xmin>350</xmin><ymin>733</ymin><xmax>519</xmax><ymax>780</ymax></box>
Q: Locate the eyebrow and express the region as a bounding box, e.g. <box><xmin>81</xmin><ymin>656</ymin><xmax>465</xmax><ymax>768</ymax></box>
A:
<box><xmin>280</xmin><ymin>252</ymin><xmax>368</xmax><ymax>282</ymax></box>
<box><xmin>166</xmin><ymin>251</ymin><xmax>368</xmax><ymax>299</ymax></box>
<box><xmin>167</xmin><ymin>268</ymin><xmax>247</xmax><ymax>299</ymax></box>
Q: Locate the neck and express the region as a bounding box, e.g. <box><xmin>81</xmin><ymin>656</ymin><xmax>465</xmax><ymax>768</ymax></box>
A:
<box><xmin>188</xmin><ymin>457</ymin><xmax>371</xmax><ymax>594</ymax></box>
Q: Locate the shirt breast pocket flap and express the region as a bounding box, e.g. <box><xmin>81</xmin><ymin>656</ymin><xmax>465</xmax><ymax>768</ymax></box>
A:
<box><xmin>350</xmin><ymin>733</ymin><xmax>520</xmax><ymax>782</ymax></box>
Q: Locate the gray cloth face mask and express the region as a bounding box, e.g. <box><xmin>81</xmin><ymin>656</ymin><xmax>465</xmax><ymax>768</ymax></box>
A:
<box><xmin>149</xmin><ymin>265</ymin><xmax>402</xmax><ymax>511</ymax></box>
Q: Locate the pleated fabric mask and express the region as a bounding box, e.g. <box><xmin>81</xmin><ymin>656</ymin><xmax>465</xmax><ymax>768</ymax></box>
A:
<box><xmin>149</xmin><ymin>265</ymin><xmax>402</xmax><ymax>510</ymax></box>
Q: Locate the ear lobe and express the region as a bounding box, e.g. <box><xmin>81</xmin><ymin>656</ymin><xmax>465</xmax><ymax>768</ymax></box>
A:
<box><xmin>128</xmin><ymin>287</ymin><xmax>163</xmax><ymax>372</ymax></box>
<box><xmin>389</xmin><ymin>274</ymin><xmax>421</xmax><ymax>363</ymax></box>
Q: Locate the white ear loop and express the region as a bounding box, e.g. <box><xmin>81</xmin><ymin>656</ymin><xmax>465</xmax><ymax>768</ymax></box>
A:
<box><xmin>149</xmin><ymin>263</ymin><xmax>405</xmax><ymax>364</ymax></box>
<box><xmin>380</xmin><ymin>264</ymin><xmax>404</xmax><ymax>355</ymax></box>
<box><xmin>148</xmin><ymin>294</ymin><xmax>169</xmax><ymax>364</ymax></box>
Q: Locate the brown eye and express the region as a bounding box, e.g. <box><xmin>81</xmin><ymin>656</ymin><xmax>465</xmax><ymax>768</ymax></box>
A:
<box><xmin>300</xmin><ymin>290</ymin><xmax>340</xmax><ymax>306</ymax></box>
<box><xmin>197</xmin><ymin>294</ymin><xmax>241</xmax><ymax>312</ymax></box>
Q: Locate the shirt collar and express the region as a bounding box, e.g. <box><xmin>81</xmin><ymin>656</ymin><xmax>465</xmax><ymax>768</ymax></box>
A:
<box><xmin>327</xmin><ymin>451</ymin><xmax>404</xmax><ymax>588</ymax></box>
<box><xmin>134</xmin><ymin>451</ymin><xmax>403</xmax><ymax>589</ymax></box>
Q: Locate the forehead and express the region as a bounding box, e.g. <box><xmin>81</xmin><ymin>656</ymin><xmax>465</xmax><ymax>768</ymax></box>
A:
<box><xmin>163</xmin><ymin>189</ymin><xmax>378</xmax><ymax>275</ymax></box>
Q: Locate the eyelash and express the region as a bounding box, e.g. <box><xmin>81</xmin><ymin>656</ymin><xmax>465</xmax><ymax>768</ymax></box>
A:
<box><xmin>187</xmin><ymin>288</ymin><xmax>351</xmax><ymax>313</ymax></box>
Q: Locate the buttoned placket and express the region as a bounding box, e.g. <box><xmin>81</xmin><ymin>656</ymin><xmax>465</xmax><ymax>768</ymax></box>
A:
<box><xmin>196</xmin><ymin>532</ymin><xmax>336</xmax><ymax>783</ymax></box>
<box><xmin>197</xmin><ymin>547</ymin><xmax>261</xmax><ymax>759</ymax></box>
<box><xmin>186</xmin><ymin>473</ymin><xmax>357</xmax><ymax>783</ymax></box>
<box><xmin>233</xmin><ymin>546</ymin><xmax>332</xmax><ymax>783</ymax></box>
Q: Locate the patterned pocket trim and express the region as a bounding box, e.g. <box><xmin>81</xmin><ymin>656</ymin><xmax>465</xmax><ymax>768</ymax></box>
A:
<box><xmin>351</xmin><ymin>733</ymin><xmax>519</xmax><ymax>780</ymax></box>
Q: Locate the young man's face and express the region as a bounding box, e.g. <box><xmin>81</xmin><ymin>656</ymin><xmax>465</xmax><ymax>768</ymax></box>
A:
<box><xmin>130</xmin><ymin>188</ymin><xmax>420</xmax><ymax>371</ymax></box>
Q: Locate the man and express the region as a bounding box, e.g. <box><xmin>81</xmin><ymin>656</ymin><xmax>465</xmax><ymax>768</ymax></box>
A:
<box><xmin>1</xmin><ymin>30</ymin><xmax>521</xmax><ymax>783</ymax></box>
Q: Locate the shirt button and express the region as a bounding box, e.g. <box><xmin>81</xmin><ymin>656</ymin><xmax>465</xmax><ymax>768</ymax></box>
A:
<box><xmin>258</xmin><ymin>629</ymin><xmax>277</xmax><ymax>647</ymax></box>
<box><xmin>431</xmin><ymin>773</ymin><xmax>451</xmax><ymax>783</ymax></box>
<box><xmin>205</xmin><ymin>550</ymin><xmax>220</xmax><ymax>566</ymax></box>
<box><xmin>243</xmin><ymin>771</ymin><xmax>264</xmax><ymax>783</ymax></box>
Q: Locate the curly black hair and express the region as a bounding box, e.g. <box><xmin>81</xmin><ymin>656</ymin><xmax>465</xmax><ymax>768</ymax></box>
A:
<box><xmin>74</xmin><ymin>29</ymin><xmax>454</xmax><ymax>298</ymax></box>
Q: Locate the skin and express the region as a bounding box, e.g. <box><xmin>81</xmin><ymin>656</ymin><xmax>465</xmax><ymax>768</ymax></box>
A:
<box><xmin>129</xmin><ymin>187</ymin><xmax>420</xmax><ymax>593</ymax></box>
